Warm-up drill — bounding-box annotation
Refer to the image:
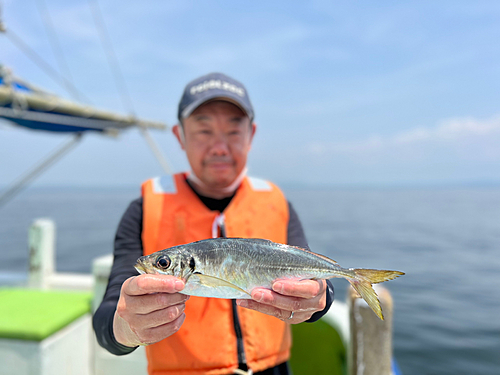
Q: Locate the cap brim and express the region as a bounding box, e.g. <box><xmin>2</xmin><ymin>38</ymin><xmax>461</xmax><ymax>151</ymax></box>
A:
<box><xmin>180</xmin><ymin>93</ymin><xmax>252</xmax><ymax>121</ymax></box>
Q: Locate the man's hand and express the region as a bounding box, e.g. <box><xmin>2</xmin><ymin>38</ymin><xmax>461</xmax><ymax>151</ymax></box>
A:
<box><xmin>113</xmin><ymin>274</ymin><xmax>189</xmax><ymax>347</ymax></box>
<box><xmin>236</xmin><ymin>279</ymin><xmax>327</xmax><ymax>324</ymax></box>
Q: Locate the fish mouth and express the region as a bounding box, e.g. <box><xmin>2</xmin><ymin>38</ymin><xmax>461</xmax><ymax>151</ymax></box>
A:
<box><xmin>134</xmin><ymin>259</ymin><xmax>147</xmax><ymax>275</ymax></box>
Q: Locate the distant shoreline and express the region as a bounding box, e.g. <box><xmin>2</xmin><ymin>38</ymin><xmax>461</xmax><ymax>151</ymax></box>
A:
<box><xmin>1</xmin><ymin>180</ymin><xmax>499</xmax><ymax>192</ymax></box>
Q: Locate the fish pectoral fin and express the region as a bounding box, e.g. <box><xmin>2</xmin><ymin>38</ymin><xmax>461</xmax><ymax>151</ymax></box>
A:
<box><xmin>195</xmin><ymin>274</ymin><xmax>250</xmax><ymax>296</ymax></box>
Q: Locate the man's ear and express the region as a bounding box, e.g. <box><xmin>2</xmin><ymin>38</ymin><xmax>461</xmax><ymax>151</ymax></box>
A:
<box><xmin>250</xmin><ymin>122</ymin><xmax>257</xmax><ymax>141</ymax></box>
<box><xmin>172</xmin><ymin>124</ymin><xmax>186</xmax><ymax>150</ymax></box>
<box><xmin>248</xmin><ymin>122</ymin><xmax>257</xmax><ymax>149</ymax></box>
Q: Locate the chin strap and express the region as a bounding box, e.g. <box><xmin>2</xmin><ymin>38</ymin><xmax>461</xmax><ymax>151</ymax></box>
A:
<box><xmin>186</xmin><ymin>167</ymin><xmax>248</xmax><ymax>195</ymax></box>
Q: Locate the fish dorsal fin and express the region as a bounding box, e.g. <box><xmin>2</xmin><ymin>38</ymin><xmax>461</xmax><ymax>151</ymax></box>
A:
<box><xmin>195</xmin><ymin>274</ymin><xmax>251</xmax><ymax>297</ymax></box>
<box><xmin>245</xmin><ymin>238</ymin><xmax>274</xmax><ymax>245</ymax></box>
<box><xmin>233</xmin><ymin>238</ymin><xmax>339</xmax><ymax>265</ymax></box>
<box><xmin>226</xmin><ymin>237</ymin><xmax>274</xmax><ymax>245</ymax></box>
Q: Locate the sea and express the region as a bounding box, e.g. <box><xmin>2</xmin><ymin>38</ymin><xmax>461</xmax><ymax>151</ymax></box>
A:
<box><xmin>0</xmin><ymin>185</ymin><xmax>499</xmax><ymax>375</ymax></box>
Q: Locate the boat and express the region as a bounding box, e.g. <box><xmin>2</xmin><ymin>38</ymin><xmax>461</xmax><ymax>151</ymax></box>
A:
<box><xmin>0</xmin><ymin>63</ymin><xmax>169</xmax><ymax>207</ymax></box>
<box><xmin>0</xmin><ymin>4</ymin><xmax>402</xmax><ymax>374</ymax></box>
<box><xmin>0</xmin><ymin>218</ymin><xmax>401</xmax><ymax>375</ymax></box>
<box><xmin>0</xmin><ymin>3</ymin><xmax>171</xmax><ymax>208</ymax></box>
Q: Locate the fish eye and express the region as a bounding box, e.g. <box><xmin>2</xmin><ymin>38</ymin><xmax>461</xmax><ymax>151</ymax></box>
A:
<box><xmin>155</xmin><ymin>255</ymin><xmax>171</xmax><ymax>269</ymax></box>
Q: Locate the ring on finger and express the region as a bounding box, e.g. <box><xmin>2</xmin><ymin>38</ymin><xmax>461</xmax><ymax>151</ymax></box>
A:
<box><xmin>287</xmin><ymin>311</ymin><xmax>294</xmax><ymax>320</ymax></box>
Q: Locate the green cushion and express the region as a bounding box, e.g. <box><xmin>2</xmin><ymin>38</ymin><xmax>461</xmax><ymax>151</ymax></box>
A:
<box><xmin>290</xmin><ymin>318</ymin><xmax>346</xmax><ymax>375</ymax></box>
<box><xmin>0</xmin><ymin>288</ymin><xmax>92</xmax><ymax>341</ymax></box>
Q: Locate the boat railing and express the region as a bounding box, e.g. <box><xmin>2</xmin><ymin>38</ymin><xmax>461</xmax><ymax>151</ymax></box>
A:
<box><xmin>2</xmin><ymin>217</ymin><xmax>399</xmax><ymax>375</ymax></box>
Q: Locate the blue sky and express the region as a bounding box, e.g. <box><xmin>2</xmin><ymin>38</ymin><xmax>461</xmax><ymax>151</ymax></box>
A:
<box><xmin>1</xmin><ymin>0</ymin><xmax>500</xmax><ymax>187</ymax></box>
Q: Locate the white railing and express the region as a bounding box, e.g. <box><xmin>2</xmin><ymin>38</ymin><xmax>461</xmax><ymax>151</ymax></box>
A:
<box><xmin>17</xmin><ymin>217</ymin><xmax>396</xmax><ymax>375</ymax></box>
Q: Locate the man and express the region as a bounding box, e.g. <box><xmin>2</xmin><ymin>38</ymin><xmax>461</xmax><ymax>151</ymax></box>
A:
<box><xmin>93</xmin><ymin>72</ymin><xmax>335</xmax><ymax>375</ymax></box>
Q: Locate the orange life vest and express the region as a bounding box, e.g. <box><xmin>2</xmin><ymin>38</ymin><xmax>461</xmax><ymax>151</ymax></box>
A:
<box><xmin>141</xmin><ymin>173</ymin><xmax>291</xmax><ymax>375</ymax></box>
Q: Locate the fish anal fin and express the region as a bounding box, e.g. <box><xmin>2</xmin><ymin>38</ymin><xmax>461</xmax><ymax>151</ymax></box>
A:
<box><xmin>196</xmin><ymin>274</ymin><xmax>251</xmax><ymax>297</ymax></box>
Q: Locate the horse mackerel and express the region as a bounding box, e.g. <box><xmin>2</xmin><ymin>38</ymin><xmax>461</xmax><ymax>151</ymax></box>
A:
<box><xmin>135</xmin><ymin>238</ymin><xmax>404</xmax><ymax>320</ymax></box>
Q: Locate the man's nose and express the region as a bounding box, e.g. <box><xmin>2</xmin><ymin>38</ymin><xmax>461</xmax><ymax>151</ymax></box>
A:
<box><xmin>209</xmin><ymin>133</ymin><xmax>230</xmax><ymax>155</ymax></box>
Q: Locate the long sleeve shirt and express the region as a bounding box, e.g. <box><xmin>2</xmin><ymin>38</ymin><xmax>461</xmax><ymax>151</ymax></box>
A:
<box><xmin>93</xmin><ymin>184</ymin><xmax>335</xmax><ymax>373</ymax></box>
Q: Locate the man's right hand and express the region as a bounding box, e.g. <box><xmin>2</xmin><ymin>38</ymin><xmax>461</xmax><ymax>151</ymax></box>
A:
<box><xmin>113</xmin><ymin>274</ymin><xmax>189</xmax><ymax>347</ymax></box>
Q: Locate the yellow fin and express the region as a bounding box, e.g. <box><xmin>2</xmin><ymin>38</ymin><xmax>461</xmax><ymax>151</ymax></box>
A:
<box><xmin>354</xmin><ymin>269</ymin><xmax>405</xmax><ymax>284</ymax></box>
<box><xmin>348</xmin><ymin>269</ymin><xmax>404</xmax><ymax>320</ymax></box>
<box><xmin>349</xmin><ymin>279</ymin><xmax>384</xmax><ymax>320</ymax></box>
<box><xmin>196</xmin><ymin>274</ymin><xmax>251</xmax><ymax>297</ymax></box>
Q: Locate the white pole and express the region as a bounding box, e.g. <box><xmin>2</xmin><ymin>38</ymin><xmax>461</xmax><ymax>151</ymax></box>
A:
<box><xmin>91</xmin><ymin>254</ymin><xmax>113</xmax><ymax>313</ymax></box>
<box><xmin>28</xmin><ymin>218</ymin><xmax>56</xmax><ymax>289</ymax></box>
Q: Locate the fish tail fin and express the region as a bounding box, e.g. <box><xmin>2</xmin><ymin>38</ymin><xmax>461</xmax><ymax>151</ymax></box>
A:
<box><xmin>348</xmin><ymin>269</ymin><xmax>405</xmax><ymax>320</ymax></box>
<box><xmin>354</xmin><ymin>269</ymin><xmax>405</xmax><ymax>284</ymax></box>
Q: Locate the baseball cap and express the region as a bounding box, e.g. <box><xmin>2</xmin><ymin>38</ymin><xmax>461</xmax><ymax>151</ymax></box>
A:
<box><xmin>177</xmin><ymin>72</ymin><xmax>254</xmax><ymax>122</ymax></box>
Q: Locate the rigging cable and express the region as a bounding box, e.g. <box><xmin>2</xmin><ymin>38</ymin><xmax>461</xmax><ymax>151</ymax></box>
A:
<box><xmin>35</xmin><ymin>0</ymin><xmax>82</xmax><ymax>103</ymax></box>
<box><xmin>88</xmin><ymin>0</ymin><xmax>173</xmax><ymax>174</ymax></box>
<box><xmin>0</xmin><ymin>22</ymin><xmax>90</xmax><ymax>103</ymax></box>
<box><xmin>0</xmin><ymin>1</ymin><xmax>5</xmax><ymax>32</ymax></box>
<box><xmin>87</xmin><ymin>0</ymin><xmax>135</xmax><ymax>115</ymax></box>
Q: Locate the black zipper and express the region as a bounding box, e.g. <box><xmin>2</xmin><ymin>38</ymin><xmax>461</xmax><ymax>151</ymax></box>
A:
<box><xmin>219</xmin><ymin>222</ymin><xmax>249</xmax><ymax>373</ymax></box>
<box><xmin>231</xmin><ymin>299</ymin><xmax>249</xmax><ymax>371</ymax></box>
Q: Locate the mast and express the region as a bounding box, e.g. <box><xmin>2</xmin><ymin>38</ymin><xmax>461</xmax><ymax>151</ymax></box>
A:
<box><xmin>0</xmin><ymin>1</ymin><xmax>173</xmax><ymax>207</ymax></box>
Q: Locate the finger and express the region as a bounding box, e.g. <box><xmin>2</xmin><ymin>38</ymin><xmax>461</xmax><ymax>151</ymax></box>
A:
<box><xmin>135</xmin><ymin>313</ymin><xmax>186</xmax><ymax>346</ymax></box>
<box><xmin>125</xmin><ymin>292</ymin><xmax>190</xmax><ymax>314</ymax></box>
<box><xmin>124</xmin><ymin>274</ymin><xmax>185</xmax><ymax>296</ymax></box>
<box><xmin>237</xmin><ymin>300</ymin><xmax>313</xmax><ymax>323</ymax></box>
<box><xmin>250</xmin><ymin>288</ymin><xmax>321</xmax><ymax>312</ymax></box>
<box><xmin>272</xmin><ymin>279</ymin><xmax>325</xmax><ymax>299</ymax></box>
<box><xmin>133</xmin><ymin>303</ymin><xmax>186</xmax><ymax>329</ymax></box>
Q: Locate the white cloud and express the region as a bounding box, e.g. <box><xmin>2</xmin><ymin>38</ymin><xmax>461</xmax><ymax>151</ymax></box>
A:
<box><xmin>306</xmin><ymin>115</ymin><xmax>500</xmax><ymax>160</ymax></box>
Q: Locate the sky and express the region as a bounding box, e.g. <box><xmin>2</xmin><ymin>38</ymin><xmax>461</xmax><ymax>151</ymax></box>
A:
<box><xmin>1</xmin><ymin>0</ymin><xmax>500</xmax><ymax>188</ymax></box>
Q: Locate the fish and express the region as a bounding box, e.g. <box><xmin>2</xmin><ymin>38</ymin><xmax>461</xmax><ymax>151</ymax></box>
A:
<box><xmin>134</xmin><ymin>237</ymin><xmax>404</xmax><ymax>320</ymax></box>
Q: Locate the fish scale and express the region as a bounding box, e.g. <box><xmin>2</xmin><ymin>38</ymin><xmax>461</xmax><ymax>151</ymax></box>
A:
<box><xmin>135</xmin><ymin>237</ymin><xmax>404</xmax><ymax>320</ymax></box>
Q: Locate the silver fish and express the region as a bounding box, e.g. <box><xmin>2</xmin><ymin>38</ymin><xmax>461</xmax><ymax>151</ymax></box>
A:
<box><xmin>135</xmin><ymin>237</ymin><xmax>404</xmax><ymax>320</ymax></box>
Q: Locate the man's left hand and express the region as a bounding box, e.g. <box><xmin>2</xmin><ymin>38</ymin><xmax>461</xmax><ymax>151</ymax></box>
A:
<box><xmin>236</xmin><ymin>279</ymin><xmax>327</xmax><ymax>324</ymax></box>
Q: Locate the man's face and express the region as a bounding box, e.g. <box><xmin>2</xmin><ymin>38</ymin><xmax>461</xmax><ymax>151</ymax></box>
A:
<box><xmin>174</xmin><ymin>100</ymin><xmax>256</xmax><ymax>191</ymax></box>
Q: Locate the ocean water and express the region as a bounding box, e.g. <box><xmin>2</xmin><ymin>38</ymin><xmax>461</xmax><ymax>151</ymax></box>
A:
<box><xmin>1</xmin><ymin>186</ymin><xmax>499</xmax><ymax>375</ymax></box>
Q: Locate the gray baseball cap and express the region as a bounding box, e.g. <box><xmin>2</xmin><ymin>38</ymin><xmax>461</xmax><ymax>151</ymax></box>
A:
<box><xmin>178</xmin><ymin>72</ymin><xmax>254</xmax><ymax>122</ymax></box>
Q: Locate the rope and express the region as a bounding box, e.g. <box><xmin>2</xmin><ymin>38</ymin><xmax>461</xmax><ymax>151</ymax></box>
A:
<box><xmin>139</xmin><ymin>127</ymin><xmax>173</xmax><ymax>174</ymax></box>
<box><xmin>0</xmin><ymin>1</ymin><xmax>6</xmax><ymax>32</ymax></box>
<box><xmin>3</xmin><ymin>29</ymin><xmax>91</xmax><ymax>103</ymax></box>
<box><xmin>35</xmin><ymin>0</ymin><xmax>82</xmax><ymax>103</ymax></box>
<box><xmin>87</xmin><ymin>0</ymin><xmax>174</xmax><ymax>173</ymax></box>
<box><xmin>88</xmin><ymin>0</ymin><xmax>135</xmax><ymax>116</ymax></box>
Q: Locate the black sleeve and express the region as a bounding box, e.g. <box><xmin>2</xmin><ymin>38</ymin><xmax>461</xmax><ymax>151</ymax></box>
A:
<box><xmin>92</xmin><ymin>197</ymin><xmax>144</xmax><ymax>355</ymax></box>
<box><xmin>287</xmin><ymin>202</ymin><xmax>334</xmax><ymax>323</ymax></box>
